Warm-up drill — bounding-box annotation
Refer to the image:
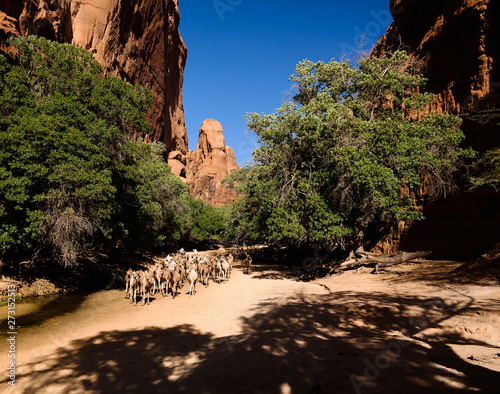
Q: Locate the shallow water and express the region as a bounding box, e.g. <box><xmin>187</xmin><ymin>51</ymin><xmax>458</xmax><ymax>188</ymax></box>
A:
<box><xmin>0</xmin><ymin>293</ymin><xmax>86</xmax><ymax>338</ymax></box>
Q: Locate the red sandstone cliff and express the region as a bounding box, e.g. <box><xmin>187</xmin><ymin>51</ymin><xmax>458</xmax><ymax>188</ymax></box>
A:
<box><xmin>0</xmin><ymin>0</ymin><xmax>188</xmax><ymax>153</ymax></box>
<box><xmin>373</xmin><ymin>0</ymin><xmax>500</xmax><ymax>151</ymax></box>
<box><xmin>370</xmin><ymin>0</ymin><xmax>500</xmax><ymax>259</ymax></box>
<box><xmin>169</xmin><ymin>119</ymin><xmax>240</xmax><ymax>207</ymax></box>
<box><xmin>0</xmin><ymin>1</ymin><xmax>241</xmax><ymax>206</ymax></box>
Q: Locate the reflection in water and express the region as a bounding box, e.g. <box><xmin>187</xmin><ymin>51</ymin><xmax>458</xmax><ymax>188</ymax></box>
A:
<box><xmin>0</xmin><ymin>293</ymin><xmax>86</xmax><ymax>338</ymax></box>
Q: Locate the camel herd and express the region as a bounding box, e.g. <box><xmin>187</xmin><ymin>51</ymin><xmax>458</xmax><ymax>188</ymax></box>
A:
<box><xmin>124</xmin><ymin>251</ymin><xmax>253</xmax><ymax>305</ymax></box>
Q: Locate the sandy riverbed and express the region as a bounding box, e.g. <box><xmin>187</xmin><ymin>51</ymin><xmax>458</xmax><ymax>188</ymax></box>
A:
<box><xmin>0</xmin><ymin>258</ymin><xmax>499</xmax><ymax>393</ymax></box>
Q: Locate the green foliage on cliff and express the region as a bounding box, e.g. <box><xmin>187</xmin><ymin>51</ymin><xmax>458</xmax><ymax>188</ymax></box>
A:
<box><xmin>0</xmin><ymin>36</ymin><xmax>191</xmax><ymax>266</ymax></box>
<box><xmin>469</xmin><ymin>109</ymin><xmax>500</xmax><ymax>191</ymax></box>
<box><xmin>470</xmin><ymin>148</ymin><xmax>500</xmax><ymax>191</ymax></box>
<box><xmin>229</xmin><ymin>51</ymin><xmax>475</xmax><ymax>246</ymax></box>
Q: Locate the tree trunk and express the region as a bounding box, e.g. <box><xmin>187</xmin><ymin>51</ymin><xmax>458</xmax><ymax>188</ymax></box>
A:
<box><xmin>335</xmin><ymin>249</ymin><xmax>432</xmax><ymax>274</ymax></box>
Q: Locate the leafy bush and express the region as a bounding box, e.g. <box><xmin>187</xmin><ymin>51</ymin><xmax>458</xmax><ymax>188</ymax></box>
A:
<box><xmin>469</xmin><ymin>109</ymin><xmax>500</xmax><ymax>191</ymax></box>
<box><xmin>232</xmin><ymin>51</ymin><xmax>475</xmax><ymax>246</ymax></box>
<box><xmin>0</xmin><ymin>36</ymin><xmax>187</xmax><ymax>265</ymax></box>
<box><xmin>470</xmin><ymin>148</ymin><xmax>500</xmax><ymax>191</ymax></box>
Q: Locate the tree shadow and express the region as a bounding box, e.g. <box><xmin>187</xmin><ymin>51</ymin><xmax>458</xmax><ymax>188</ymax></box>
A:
<box><xmin>3</xmin><ymin>249</ymin><xmax>151</xmax><ymax>294</ymax></box>
<box><xmin>247</xmin><ymin>264</ymin><xmax>301</xmax><ymax>281</ymax></box>
<box><xmin>380</xmin><ymin>259</ymin><xmax>500</xmax><ymax>287</ymax></box>
<box><xmin>12</xmin><ymin>325</ymin><xmax>214</xmax><ymax>393</ymax></box>
<box><xmin>9</xmin><ymin>293</ymin><xmax>500</xmax><ymax>393</ymax></box>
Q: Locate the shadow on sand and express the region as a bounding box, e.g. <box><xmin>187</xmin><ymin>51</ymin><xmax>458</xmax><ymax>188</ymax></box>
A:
<box><xmin>247</xmin><ymin>264</ymin><xmax>303</xmax><ymax>281</ymax></box>
<box><xmin>11</xmin><ymin>291</ymin><xmax>500</xmax><ymax>393</ymax></box>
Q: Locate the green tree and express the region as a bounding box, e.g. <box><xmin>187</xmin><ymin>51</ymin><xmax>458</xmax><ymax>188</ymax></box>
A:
<box><xmin>469</xmin><ymin>109</ymin><xmax>500</xmax><ymax>191</ymax></box>
<box><xmin>110</xmin><ymin>140</ymin><xmax>189</xmax><ymax>247</ymax></box>
<box><xmin>237</xmin><ymin>51</ymin><xmax>475</xmax><ymax>247</ymax></box>
<box><xmin>470</xmin><ymin>148</ymin><xmax>500</xmax><ymax>191</ymax></box>
<box><xmin>174</xmin><ymin>195</ymin><xmax>227</xmax><ymax>242</ymax></box>
<box><xmin>0</xmin><ymin>36</ymin><xmax>186</xmax><ymax>266</ymax></box>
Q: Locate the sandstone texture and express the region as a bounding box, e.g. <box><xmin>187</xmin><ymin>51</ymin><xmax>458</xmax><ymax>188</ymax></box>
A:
<box><xmin>373</xmin><ymin>0</ymin><xmax>500</xmax><ymax>151</ymax></box>
<box><xmin>169</xmin><ymin>119</ymin><xmax>240</xmax><ymax>206</ymax></box>
<box><xmin>371</xmin><ymin>0</ymin><xmax>500</xmax><ymax>259</ymax></box>
<box><xmin>0</xmin><ymin>0</ymin><xmax>188</xmax><ymax>153</ymax></box>
<box><xmin>0</xmin><ymin>1</ymin><xmax>241</xmax><ymax>206</ymax></box>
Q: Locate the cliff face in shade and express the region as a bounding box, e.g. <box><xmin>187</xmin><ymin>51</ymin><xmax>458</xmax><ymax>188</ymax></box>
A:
<box><xmin>168</xmin><ymin>119</ymin><xmax>240</xmax><ymax>207</ymax></box>
<box><xmin>0</xmin><ymin>0</ymin><xmax>188</xmax><ymax>153</ymax></box>
<box><xmin>370</xmin><ymin>0</ymin><xmax>500</xmax><ymax>260</ymax></box>
<box><xmin>373</xmin><ymin>0</ymin><xmax>500</xmax><ymax>151</ymax></box>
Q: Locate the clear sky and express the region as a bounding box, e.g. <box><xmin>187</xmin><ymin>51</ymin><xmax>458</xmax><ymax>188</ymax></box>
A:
<box><xmin>178</xmin><ymin>1</ymin><xmax>393</xmax><ymax>166</ymax></box>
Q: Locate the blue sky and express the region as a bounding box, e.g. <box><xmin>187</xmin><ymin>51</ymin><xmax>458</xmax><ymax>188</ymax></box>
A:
<box><xmin>179</xmin><ymin>1</ymin><xmax>392</xmax><ymax>166</ymax></box>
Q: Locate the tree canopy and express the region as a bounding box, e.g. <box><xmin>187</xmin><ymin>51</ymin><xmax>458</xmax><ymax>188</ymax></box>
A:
<box><xmin>0</xmin><ymin>38</ymin><xmax>481</xmax><ymax>267</ymax></box>
<box><xmin>229</xmin><ymin>51</ymin><xmax>475</xmax><ymax>247</ymax></box>
<box><xmin>0</xmin><ymin>36</ymin><xmax>203</xmax><ymax>266</ymax></box>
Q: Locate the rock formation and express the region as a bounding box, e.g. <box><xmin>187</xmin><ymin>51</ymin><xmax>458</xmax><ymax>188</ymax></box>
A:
<box><xmin>0</xmin><ymin>1</ymin><xmax>242</xmax><ymax>206</ymax></box>
<box><xmin>373</xmin><ymin>0</ymin><xmax>500</xmax><ymax>151</ymax></box>
<box><xmin>370</xmin><ymin>0</ymin><xmax>500</xmax><ymax>259</ymax></box>
<box><xmin>0</xmin><ymin>0</ymin><xmax>188</xmax><ymax>153</ymax></box>
<box><xmin>169</xmin><ymin>119</ymin><xmax>240</xmax><ymax>206</ymax></box>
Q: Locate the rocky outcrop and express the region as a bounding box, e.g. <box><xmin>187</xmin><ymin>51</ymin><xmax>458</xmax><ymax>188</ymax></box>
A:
<box><xmin>169</xmin><ymin>119</ymin><xmax>240</xmax><ymax>206</ymax></box>
<box><xmin>0</xmin><ymin>1</ymin><xmax>241</xmax><ymax>206</ymax></box>
<box><xmin>0</xmin><ymin>0</ymin><xmax>188</xmax><ymax>153</ymax></box>
<box><xmin>370</xmin><ymin>0</ymin><xmax>500</xmax><ymax>260</ymax></box>
<box><xmin>373</xmin><ymin>0</ymin><xmax>500</xmax><ymax>151</ymax></box>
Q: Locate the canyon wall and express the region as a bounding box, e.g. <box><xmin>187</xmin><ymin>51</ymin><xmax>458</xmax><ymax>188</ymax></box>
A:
<box><xmin>169</xmin><ymin>119</ymin><xmax>240</xmax><ymax>207</ymax></box>
<box><xmin>0</xmin><ymin>1</ymin><xmax>242</xmax><ymax>205</ymax></box>
<box><xmin>371</xmin><ymin>0</ymin><xmax>500</xmax><ymax>259</ymax></box>
<box><xmin>0</xmin><ymin>0</ymin><xmax>188</xmax><ymax>153</ymax></box>
<box><xmin>373</xmin><ymin>0</ymin><xmax>500</xmax><ymax>150</ymax></box>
